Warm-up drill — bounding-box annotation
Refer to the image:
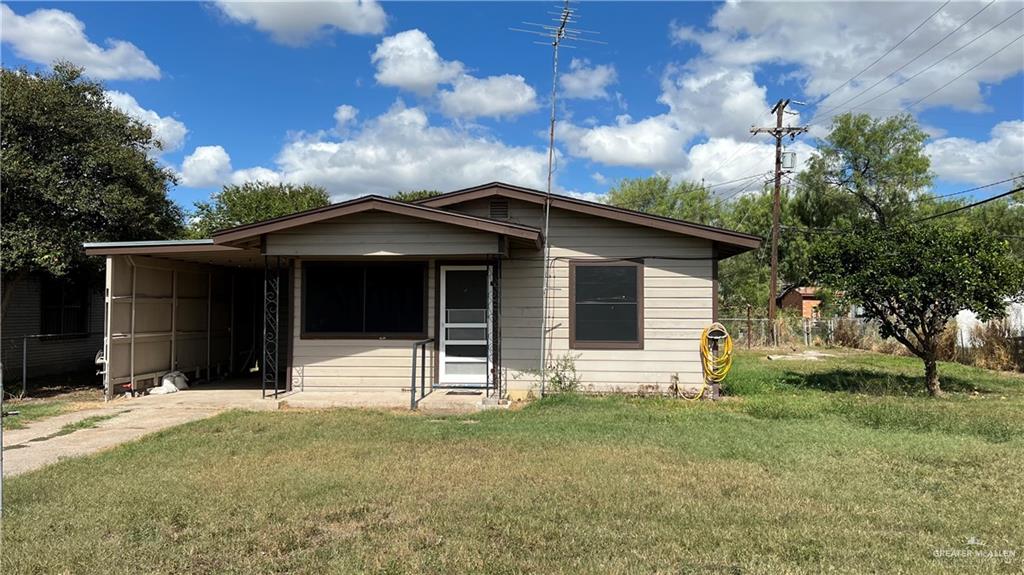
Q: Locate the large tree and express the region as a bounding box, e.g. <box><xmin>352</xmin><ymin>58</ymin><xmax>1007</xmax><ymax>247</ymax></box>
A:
<box><xmin>1</xmin><ymin>63</ymin><xmax>183</xmax><ymax>311</ymax></box>
<box><xmin>606</xmin><ymin>176</ymin><xmax>722</xmax><ymax>225</ymax></box>
<box><xmin>393</xmin><ymin>189</ymin><xmax>442</xmax><ymax>203</ymax></box>
<box><xmin>188</xmin><ymin>181</ymin><xmax>330</xmax><ymax>238</ymax></box>
<box><xmin>810</xmin><ymin>220</ymin><xmax>1024</xmax><ymax>396</ymax></box>
<box><xmin>795</xmin><ymin>112</ymin><xmax>932</xmax><ymax>229</ymax></box>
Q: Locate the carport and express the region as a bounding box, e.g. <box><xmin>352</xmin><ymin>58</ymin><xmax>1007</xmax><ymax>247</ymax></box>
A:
<box><xmin>83</xmin><ymin>240</ymin><xmax>291</xmax><ymax>400</ymax></box>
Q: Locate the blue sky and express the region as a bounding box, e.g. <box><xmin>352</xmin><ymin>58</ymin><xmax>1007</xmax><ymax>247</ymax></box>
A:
<box><xmin>2</xmin><ymin>1</ymin><xmax>1022</xmax><ymax>212</ymax></box>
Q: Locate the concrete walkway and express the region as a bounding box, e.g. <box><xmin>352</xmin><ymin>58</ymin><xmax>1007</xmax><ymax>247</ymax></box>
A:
<box><xmin>3</xmin><ymin>384</ymin><xmax>497</xmax><ymax>477</ymax></box>
<box><xmin>2</xmin><ymin>386</ymin><xmax>274</xmax><ymax>477</ymax></box>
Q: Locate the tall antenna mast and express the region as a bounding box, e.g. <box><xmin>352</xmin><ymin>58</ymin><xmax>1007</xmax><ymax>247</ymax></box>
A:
<box><xmin>511</xmin><ymin>1</ymin><xmax>604</xmax><ymax>396</ymax></box>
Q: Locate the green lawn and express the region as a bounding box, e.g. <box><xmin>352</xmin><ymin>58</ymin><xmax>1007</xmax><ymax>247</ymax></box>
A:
<box><xmin>2</xmin><ymin>379</ymin><xmax>104</xmax><ymax>430</ymax></box>
<box><xmin>3</xmin><ymin>350</ymin><xmax>1023</xmax><ymax>574</ymax></box>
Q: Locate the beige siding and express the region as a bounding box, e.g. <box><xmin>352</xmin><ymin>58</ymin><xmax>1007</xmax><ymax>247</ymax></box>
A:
<box><xmin>290</xmin><ymin>260</ymin><xmax>436</xmax><ymax>391</ymax></box>
<box><xmin>265</xmin><ymin>212</ymin><xmax>501</xmax><ymax>256</ymax></box>
<box><xmin>106</xmin><ymin>255</ymin><xmax>234</xmax><ymax>391</ymax></box>
<box><xmin>448</xmin><ymin>197</ymin><xmax>544</xmax><ymax>228</ymax></box>
<box><xmin>500</xmin><ymin>208</ymin><xmax>713</xmax><ymax>394</ymax></box>
<box><xmin>283</xmin><ymin>204</ymin><xmax>713</xmax><ymax>395</ymax></box>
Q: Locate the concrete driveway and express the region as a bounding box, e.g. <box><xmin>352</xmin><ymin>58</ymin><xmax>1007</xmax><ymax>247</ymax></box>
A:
<box><xmin>2</xmin><ymin>384</ymin><xmax>274</xmax><ymax>477</ymax></box>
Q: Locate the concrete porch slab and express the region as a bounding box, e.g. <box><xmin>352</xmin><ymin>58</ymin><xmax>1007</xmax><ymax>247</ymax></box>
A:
<box><xmin>276</xmin><ymin>388</ymin><xmax>499</xmax><ymax>413</ymax></box>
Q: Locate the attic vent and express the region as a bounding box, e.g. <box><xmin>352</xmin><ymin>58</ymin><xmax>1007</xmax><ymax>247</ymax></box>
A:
<box><xmin>489</xmin><ymin>198</ymin><xmax>510</xmax><ymax>220</ymax></box>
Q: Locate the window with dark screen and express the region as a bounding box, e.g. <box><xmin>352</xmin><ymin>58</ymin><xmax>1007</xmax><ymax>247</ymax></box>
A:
<box><xmin>570</xmin><ymin>261</ymin><xmax>643</xmax><ymax>349</ymax></box>
<box><xmin>40</xmin><ymin>276</ymin><xmax>89</xmax><ymax>335</ymax></box>
<box><xmin>302</xmin><ymin>262</ymin><xmax>426</xmax><ymax>337</ymax></box>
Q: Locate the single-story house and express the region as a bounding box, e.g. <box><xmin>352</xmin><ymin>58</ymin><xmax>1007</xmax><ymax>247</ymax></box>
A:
<box><xmin>83</xmin><ymin>182</ymin><xmax>760</xmax><ymax>403</ymax></box>
<box><xmin>2</xmin><ymin>272</ymin><xmax>104</xmax><ymax>385</ymax></box>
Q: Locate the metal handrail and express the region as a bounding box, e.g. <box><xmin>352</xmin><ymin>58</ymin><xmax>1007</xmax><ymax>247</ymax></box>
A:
<box><xmin>409</xmin><ymin>338</ymin><xmax>435</xmax><ymax>410</ymax></box>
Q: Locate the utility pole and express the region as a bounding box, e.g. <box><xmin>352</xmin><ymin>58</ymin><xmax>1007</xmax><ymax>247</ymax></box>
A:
<box><xmin>751</xmin><ymin>99</ymin><xmax>807</xmax><ymax>346</ymax></box>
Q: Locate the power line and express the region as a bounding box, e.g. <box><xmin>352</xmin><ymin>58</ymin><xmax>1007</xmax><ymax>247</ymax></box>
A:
<box><xmin>710</xmin><ymin>172</ymin><xmax>770</xmax><ymax>209</ymax></box>
<box><xmin>915</xmin><ymin>186</ymin><xmax>1023</xmax><ymax>221</ymax></box>
<box><xmin>705</xmin><ymin>172</ymin><xmax>767</xmax><ymax>189</ymax></box>
<box><xmin>809</xmin><ymin>0</ymin><xmax>996</xmax><ymax>125</ymax></box>
<box><xmin>812</xmin><ymin>0</ymin><xmax>950</xmax><ymax>105</ymax></box>
<box><xmin>908</xmin><ymin>32</ymin><xmax>1024</xmax><ymax>109</ymax></box>
<box><xmin>783</xmin><ymin>173</ymin><xmax>1021</xmax><ymax>204</ymax></box>
<box><xmin>697</xmin><ymin>132</ymin><xmax>758</xmax><ymax>183</ymax></box>
<box><xmin>915</xmin><ymin>176</ymin><xmax>1020</xmax><ymax>202</ymax></box>
<box><xmin>834</xmin><ymin>7</ymin><xmax>1024</xmax><ymax>117</ymax></box>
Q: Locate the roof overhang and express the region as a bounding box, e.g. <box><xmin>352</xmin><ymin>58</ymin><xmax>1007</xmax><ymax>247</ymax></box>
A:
<box><xmin>418</xmin><ymin>182</ymin><xmax>762</xmax><ymax>258</ymax></box>
<box><xmin>83</xmin><ymin>239</ymin><xmax>245</xmax><ymax>256</ymax></box>
<box><xmin>211</xmin><ymin>194</ymin><xmax>543</xmax><ymax>249</ymax></box>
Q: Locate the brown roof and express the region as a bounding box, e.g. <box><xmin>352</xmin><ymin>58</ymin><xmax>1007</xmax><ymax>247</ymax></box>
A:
<box><xmin>210</xmin><ymin>194</ymin><xmax>543</xmax><ymax>248</ymax></box>
<box><xmin>417</xmin><ymin>182</ymin><xmax>762</xmax><ymax>258</ymax></box>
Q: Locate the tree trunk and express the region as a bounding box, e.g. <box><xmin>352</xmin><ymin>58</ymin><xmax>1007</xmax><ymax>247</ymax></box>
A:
<box><xmin>924</xmin><ymin>356</ymin><xmax>943</xmax><ymax>397</ymax></box>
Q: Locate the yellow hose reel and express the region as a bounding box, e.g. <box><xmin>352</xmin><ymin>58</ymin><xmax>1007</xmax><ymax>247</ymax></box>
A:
<box><xmin>688</xmin><ymin>322</ymin><xmax>733</xmax><ymax>401</ymax></box>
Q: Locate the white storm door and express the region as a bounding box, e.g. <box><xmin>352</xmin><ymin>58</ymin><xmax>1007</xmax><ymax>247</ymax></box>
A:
<box><xmin>439</xmin><ymin>266</ymin><xmax>491</xmax><ymax>386</ymax></box>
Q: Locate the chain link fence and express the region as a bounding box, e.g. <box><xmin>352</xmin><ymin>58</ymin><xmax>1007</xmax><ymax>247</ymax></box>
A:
<box><xmin>718</xmin><ymin>315</ymin><xmax>1023</xmax><ymax>373</ymax></box>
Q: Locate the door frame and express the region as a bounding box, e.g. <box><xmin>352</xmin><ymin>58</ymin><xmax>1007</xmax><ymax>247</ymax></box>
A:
<box><xmin>436</xmin><ymin>264</ymin><xmax>492</xmax><ymax>388</ymax></box>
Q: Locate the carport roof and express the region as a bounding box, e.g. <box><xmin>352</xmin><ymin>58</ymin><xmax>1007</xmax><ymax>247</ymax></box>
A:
<box><xmin>83</xmin><ymin>239</ymin><xmax>266</xmax><ymax>267</ymax></box>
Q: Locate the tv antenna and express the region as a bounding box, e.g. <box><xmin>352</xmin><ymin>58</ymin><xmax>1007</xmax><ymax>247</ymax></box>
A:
<box><xmin>511</xmin><ymin>1</ymin><xmax>605</xmax><ymax>396</ymax></box>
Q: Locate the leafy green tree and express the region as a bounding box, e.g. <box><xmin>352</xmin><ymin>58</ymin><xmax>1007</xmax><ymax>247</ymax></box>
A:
<box><xmin>1</xmin><ymin>63</ymin><xmax>183</xmax><ymax>312</ymax></box>
<box><xmin>188</xmin><ymin>182</ymin><xmax>330</xmax><ymax>238</ymax></box>
<box><xmin>606</xmin><ymin>176</ymin><xmax>722</xmax><ymax>225</ymax></box>
<box><xmin>393</xmin><ymin>189</ymin><xmax>442</xmax><ymax>202</ymax></box>
<box><xmin>810</xmin><ymin>220</ymin><xmax>1024</xmax><ymax>396</ymax></box>
<box><xmin>795</xmin><ymin>113</ymin><xmax>932</xmax><ymax>228</ymax></box>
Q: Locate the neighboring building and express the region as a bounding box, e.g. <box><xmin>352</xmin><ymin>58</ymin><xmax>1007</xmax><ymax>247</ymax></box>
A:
<box><xmin>956</xmin><ymin>302</ymin><xmax>1024</xmax><ymax>346</ymax></box>
<box><xmin>1</xmin><ymin>272</ymin><xmax>104</xmax><ymax>384</ymax></box>
<box><xmin>83</xmin><ymin>182</ymin><xmax>760</xmax><ymax>400</ymax></box>
<box><xmin>777</xmin><ymin>286</ymin><xmax>823</xmax><ymax>319</ymax></box>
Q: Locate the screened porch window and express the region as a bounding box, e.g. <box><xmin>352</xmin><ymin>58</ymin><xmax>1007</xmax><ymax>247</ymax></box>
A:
<box><xmin>302</xmin><ymin>262</ymin><xmax>427</xmax><ymax>337</ymax></box>
<box><xmin>570</xmin><ymin>260</ymin><xmax>643</xmax><ymax>349</ymax></box>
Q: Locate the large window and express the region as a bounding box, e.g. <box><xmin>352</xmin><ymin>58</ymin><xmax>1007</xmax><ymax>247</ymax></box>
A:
<box><xmin>302</xmin><ymin>262</ymin><xmax>427</xmax><ymax>337</ymax></box>
<box><xmin>40</xmin><ymin>276</ymin><xmax>90</xmax><ymax>335</ymax></box>
<box><xmin>570</xmin><ymin>260</ymin><xmax>643</xmax><ymax>349</ymax></box>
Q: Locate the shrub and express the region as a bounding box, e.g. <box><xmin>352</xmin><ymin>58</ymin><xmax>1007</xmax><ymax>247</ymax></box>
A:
<box><xmin>969</xmin><ymin>320</ymin><xmax>1023</xmax><ymax>372</ymax></box>
<box><xmin>546</xmin><ymin>353</ymin><xmax>581</xmax><ymax>393</ymax></box>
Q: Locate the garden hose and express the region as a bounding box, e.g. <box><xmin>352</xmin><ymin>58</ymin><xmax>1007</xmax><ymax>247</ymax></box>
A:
<box><xmin>685</xmin><ymin>323</ymin><xmax>733</xmax><ymax>401</ymax></box>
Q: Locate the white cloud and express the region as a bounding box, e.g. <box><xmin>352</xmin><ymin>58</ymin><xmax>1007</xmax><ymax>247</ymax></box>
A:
<box><xmin>560</xmin><ymin>58</ymin><xmax>617</xmax><ymax>100</ymax></box>
<box><xmin>215</xmin><ymin>0</ymin><xmax>386</xmax><ymax>46</ymax></box>
<box><xmin>236</xmin><ymin>101</ymin><xmax>549</xmax><ymax>200</ymax></box>
<box><xmin>180</xmin><ymin>146</ymin><xmax>233</xmax><ymax>188</ymax></box>
<box><xmin>658</xmin><ymin>62</ymin><xmax>778</xmax><ymax>141</ymax></box>
<box><xmin>180</xmin><ymin>145</ymin><xmax>282</xmax><ymax>188</ymax></box>
<box><xmin>674</xmin><ymin>1</ymin><xmax>1024</xmax><ymax>115</ymax></box>
<box><xmin>0</xmin><ymin>4</ymin><xmax>160</xmax><ymax>80</ymax></box>
<box><xmin>371</xmin><ymin>29</ymin><xmax>463</xmax><ymax>95</ymax></box>
<box><xmin>678</xmin><ymin>137</ymin><xmax>816</xmax><ymax>195</ymax></box>
<box><xmin>925</xmin><ymin>120</ymin><xmax>1024</xmax><ymax>185</ymax></box>
<box><xmin>559</xmin><ymin>114</ymin><xmax>692</xmax><ymax>169</ymax></box>
<box><xmin>231</xmin><ymin>166</ymin><xmax>282</xmax><ymax>185</ymax></box>
<box><xmin>557</xmin><ymin>61</ymin><xmax>778</xmax><ymax>171</ymax></box>
<box><xmin>439</xmin><ymin>74</ymin><xmax>539</xmax><ymax>119</ymax></box>
<box><xmin>105</xmin><ymin>91</ymin><xmax>188</xmax><ymax>153</ymax></box>
<box><xmin>333</xmin><ymin>104</ymin><xmax>359</xmax><ymax>132</ymax></box>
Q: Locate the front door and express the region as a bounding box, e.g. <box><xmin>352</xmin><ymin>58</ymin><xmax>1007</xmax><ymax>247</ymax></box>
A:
<box><xmin>439</xmin><ymin>266</ymin><xmax>491</xmax><ymax>387</ymax></box>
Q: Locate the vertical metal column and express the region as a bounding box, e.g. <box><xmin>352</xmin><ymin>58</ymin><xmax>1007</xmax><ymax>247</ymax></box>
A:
<box><xmin>491</xmin><ymin>257</ymin><xmax>502</xmax><ymax>398</ymax></box>
<box><xmin>262</xmin><ymin>256</ymin><xmax>281</xmax><ymax>398</ymax></box>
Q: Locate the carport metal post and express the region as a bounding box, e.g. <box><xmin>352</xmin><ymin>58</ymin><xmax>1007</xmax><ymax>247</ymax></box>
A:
<box><xmin>206</xmin><ymin>272</ymin><xmax>212</xmax><ymax>381</ymax></box>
